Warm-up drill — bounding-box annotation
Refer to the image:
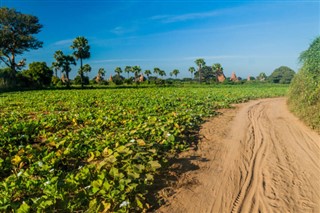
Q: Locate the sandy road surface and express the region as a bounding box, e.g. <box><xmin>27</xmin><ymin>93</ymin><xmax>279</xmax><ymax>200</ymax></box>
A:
<box><xmin>157</xmin><ymin>98</ymin><xmax>320</xmax><ymax>213</ymax></box>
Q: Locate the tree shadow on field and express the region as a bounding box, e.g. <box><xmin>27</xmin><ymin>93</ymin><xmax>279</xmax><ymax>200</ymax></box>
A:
<box><xmin>146</xmin><ymin>135</ymin><xmax>209</xmax><ymax>211</ymax></box>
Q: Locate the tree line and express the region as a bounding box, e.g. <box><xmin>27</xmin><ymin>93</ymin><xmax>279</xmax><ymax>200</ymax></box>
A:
<box><xmin>0</xmin><ymin>7</ymin><xmax>295</xmax><ymax>89</ymax></box>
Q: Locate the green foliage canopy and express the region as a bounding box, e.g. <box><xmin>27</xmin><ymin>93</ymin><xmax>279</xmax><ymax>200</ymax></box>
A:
<box><xmin>0</xmin><ymin>7</ymin><xmax>43</xmax><ymax>74</ymax></box>
<box><xmin>22</xmin><ymin>62</ymin><xmax>53</xmax><ymax>87</ymax></box>
<box><xmin>268</xmin><ymin>66</ymin><xmax>295</xmax><ymax>84</ymax></box>
<box><xmin>299</xmin><ymin>36</ymin><xmax>320</xmax><ymax>76</ymax></box>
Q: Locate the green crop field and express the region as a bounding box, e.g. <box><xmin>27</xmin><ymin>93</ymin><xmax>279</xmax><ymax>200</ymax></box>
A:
<box><xmin>0</xmin><ymin>84</ymin><xmax>287</xmax><ymax>212</ymax></box>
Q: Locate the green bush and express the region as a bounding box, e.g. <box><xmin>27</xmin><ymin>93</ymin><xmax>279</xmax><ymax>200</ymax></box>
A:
<box><xmin>51</xmin><ymin>76</ymin><xmax>61</xmax><ymax>86</ymax></box>
<box><xmin>74</xmin><ymin>75</ymin><xmax>89</xmax><ymax>85</ymax></box>
<box><xmin>288</xmin><ymin>36</ymin><xmax>320</xmax><ymax>132</ymax></box>
<box><xmin>268</xmin><ymin>66</ymin><xmax>295</xmax><ymax>84</ymax></box>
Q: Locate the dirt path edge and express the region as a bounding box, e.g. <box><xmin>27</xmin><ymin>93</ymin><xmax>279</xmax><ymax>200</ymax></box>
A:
<box><xmin>156</xmin><ymin>98</ymin><xmax>320</xmax><ymax>213</ymax></box>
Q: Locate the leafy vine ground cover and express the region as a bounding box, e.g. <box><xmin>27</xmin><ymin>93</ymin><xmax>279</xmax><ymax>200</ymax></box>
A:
<box><xmin>0</xmin><ymin>84</ymin><xmax>287</xmax><ymax>212</ymax></box>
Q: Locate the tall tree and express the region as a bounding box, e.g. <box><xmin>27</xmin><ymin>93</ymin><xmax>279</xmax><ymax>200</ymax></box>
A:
<box><xmin>132</xmin><ymin>65</ymin><xmax>141</xmax><ymax>80</ymax></box>
<box><xmin>159</xmin><ymin>69</ymin><xmax>166</xmax><ymax>79</ymax></box>
<box><xmin>144</xmin><ymin>69</ymin><xmax>151</xmax><ymax>78</ymax></box>
<box><xmin>124</xmin><ymin>66</ymin><xmax>132</xmax><ymax>79</ymax></box>
<box><xmin>0</xmin><ymin>7</ymin><xmax>43</xmax><ymax>83</ymax></box>
<box><xmin>51</xmin><ymin>61</ymin><xmax>60</xmax><ymax>77</ymax></box>
<box><xmin>153</xmin><ymin>67</ymin><xmax>160</xmax><ymax>77</ymax></box>
<box><xmin>189</xmin><ymin>67</ymin><xmax>195</xmax><ymax>79</ymax></box>
<box><xmin>95</xmin><ymin>68</ymin><xmax>106</xmax><ymax>83</ymax></box>
<box><xmin>195</xmin><ymin>58</ymin><xmax>206</xmax><ymax>83</ymax></box>
<box><xmin>172</xmin><ymin>69</ymin><xmax>180</xmax><ymax>78</ymax></box>
<box><xmin>212</xmin><ymin>63</ymin><xmax>224</xmax><ymax>82</ymax></box>
<box><xmin>82</xmin><ymin>64</ymin><xmax>91</xmax><ymax>76</ymax></box>
<box><xmin>115</xmin><ymin>67</ymin><xmax>122</xmax><ymax>76</ymax></box>
<box><xmin>70</xmin><ymin>36</ymin><xmax>90</xmax><ymax>88</ymax></box>
<box><xmin>212</xmin><ymin>63</ymin><xmax>223</xmax><ymax>73</ymax></box>
<box><xmin>144</xmin><ymin>69</ymin><xmax>151</xmax><ymax>83</ymax></box>
<box><xmin>98</xmin><ymin>68</ymin><xmax>106</xmax><ymax>77</ymax></box>
<box><xmin>53</xmin><ymin>50</ymin><xmax>76</xmax><ymax>87</ymax></box>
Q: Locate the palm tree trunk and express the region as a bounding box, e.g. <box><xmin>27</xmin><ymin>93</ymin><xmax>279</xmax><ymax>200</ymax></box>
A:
<box><xmin>66</xmin><ymin>71</ymin><xmax>70</xmax><ymax>88</ymax></box>
<box><xmin>80</xmin><ymin>58</ymin><xmax>84</xmax><ymax>88</ymax></box>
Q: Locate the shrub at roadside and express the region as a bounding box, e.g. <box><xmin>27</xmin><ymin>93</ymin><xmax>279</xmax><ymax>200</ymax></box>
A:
<box><xmin>288</xmin><ymin>36</ymin><xmax>320</xmax><ymax>132</ymax></box>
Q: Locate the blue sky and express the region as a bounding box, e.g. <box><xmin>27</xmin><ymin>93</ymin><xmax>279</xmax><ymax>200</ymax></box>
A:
<box><xmin>1</xmin><ymin>0</ymin><xmax>319</xmax><ymax>79</ymax></box>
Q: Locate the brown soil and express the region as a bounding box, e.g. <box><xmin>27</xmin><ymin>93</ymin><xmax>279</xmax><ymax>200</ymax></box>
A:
<box><xmin>156</xmin><ymin>98</ymin><xmax>320</xmax><ymax>213</ymax></box>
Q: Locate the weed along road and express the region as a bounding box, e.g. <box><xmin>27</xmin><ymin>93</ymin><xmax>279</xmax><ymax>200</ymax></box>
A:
<box><xmin>158</xmin><ymin>98</ymin><xmax>320</xmax><ymax>213</ymax></box>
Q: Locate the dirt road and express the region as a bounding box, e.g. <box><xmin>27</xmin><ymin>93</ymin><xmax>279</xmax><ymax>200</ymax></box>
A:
<box><xmin>157</xmin><ymin>98</ymin><xmax>320</xmax><ymax>213</ymax></box>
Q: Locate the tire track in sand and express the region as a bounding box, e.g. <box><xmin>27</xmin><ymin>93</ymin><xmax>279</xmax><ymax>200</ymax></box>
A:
<box><xmin>157</xmin><ymin>98</ymin><xmax>320</xmax><ymax>213</ymax></box>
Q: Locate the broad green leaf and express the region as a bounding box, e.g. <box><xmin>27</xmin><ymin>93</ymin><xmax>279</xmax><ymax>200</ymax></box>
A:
<box><xmin>148</xmin><ymin>160</ymin><xmax>161</xmax><ymax>170</ymax></box>
<box><xmin>17</xmin><ymin>202</ymin><xmax>30</xmax><ymax>213</ymax></box>
<box><xmin>87</xmin><ymin>152</ymin><xmax>95</xmax><ymax>162</ymax></box>
<box><xmin>11</xmin><ymin>155</ymin><xmax>22</xmax><ymax>166</ymax></box>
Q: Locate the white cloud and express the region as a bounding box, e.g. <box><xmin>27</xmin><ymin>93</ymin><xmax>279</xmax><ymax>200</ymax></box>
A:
<box><xmin>150</xmin><ymin>9</ymin><xmax>228</xmax><ymax>23</ymax></box>
<box><xmin>53</xmin><ymin>39</ymin><xmax>74</xmax><ymax>46</ymax></box>
<box><xmin>183</xmin><ymin>55</ymin><xmax>256</xmax><ymax>60</ymax></box>
<box><xmin>92</xmin><ymin>56</ymin><xmax>250</xmax><ymax>64</ymax></box>
<box><xmin>92</xmin><ymin>58</ymin><xmax>154</xmax><ymax>63</ymax></box>
<box><xmin>110</xmin><ymin>26</ymin><xmax>126</xmax><ymax>35</ymax></box>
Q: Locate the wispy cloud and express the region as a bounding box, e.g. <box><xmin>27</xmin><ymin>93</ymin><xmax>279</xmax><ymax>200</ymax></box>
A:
<box><xmin>110</xmin><ymin>26</ymin><xmax>126</xmax><ymax>35</ymax></box>
<box><xmin>92</xmin><ymin>55</ymin><xmax>251</xmax><ymax>64</ymax></box>
<box><xmin>53</xmin><ymin>39</ymin><xmax>74</xmax><ymax>46</ymax></box>
<box><xmin>92</xmin><ymin>57</ymin><xmax>191</xmax><ymax>64</ymax></box>
<box><xmin>150</xmin><ymin>9</ymin><xmax>228</xmax><ymax>23</ymax></box>
<box><xmin>92</xmin><ymin>58</ymin><xmax>155</xmax><ymax>64</ymax></box>
<box><xmin>183</xmin><ymin>55</ymin><xmax>249</xmax><ymax>60</ymax></box>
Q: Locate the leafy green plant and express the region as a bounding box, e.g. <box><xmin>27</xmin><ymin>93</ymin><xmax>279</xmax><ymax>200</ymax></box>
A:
<box><xmin>0</xmin><ymin>84</ymin><xmax>287</xmax><ymax>211</ymax></box>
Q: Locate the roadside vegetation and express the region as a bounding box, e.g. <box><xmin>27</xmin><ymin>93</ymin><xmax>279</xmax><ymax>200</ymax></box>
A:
<box><xmin>288</xmin><ymin>36</ymin><xmax>320</xmax><ymax>133</ymax></box>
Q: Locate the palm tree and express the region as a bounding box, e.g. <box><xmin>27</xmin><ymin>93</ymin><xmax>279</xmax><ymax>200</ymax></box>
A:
<box><xmin>144</xmin><ymin>69</ymin><xmax>151</xmax><ymax>83</ymax></box>
<box><xmin>132</xmin><ymin>65</ymin><xmax>141</xmax><ymax>81</ymax></box>
<box><xmin>53</xmin><ymin>50</ymin><xmax>76</xmax><ymax>88</ymax></box>
<box><xmin>195</xmin><ymin>58</ymin><xmax>206</xmax><ymax>83</ymax></box>
<box><xmin>212</xmin><ymin>63</ymin><xmax>223</xmax><ymax>73</ymax></box>
<box><xmin>212</xmin><ymin>63</ymin><xmax>223</xmax><ymax>82</ymax></box>
<box><xmin>51</xmin><ymin>61</ymin><xmax>60</xmax><ymax>77</ymax></box>
<box><xmin>189</xmin><ymin>67</ymin><xmax>195</xmax><ymax>80</ymax></box>
<box><xmin>153</xmin><ymin>67</ymin><xmax>160</xmax><ymax>78</ymax></box>
<box><xmin>115</xmin><ymin>67</ymin><xmax>122</xmax><ymax>76</ymax></box>
<box><xmin>159</xmin><ymin>69</ymin><xmax>166</xmax><ymax>79</ymax></box>
<box><xmin>144</xmin><ymin>69</ymin><xmax>151</xmax><ymax>78</ymax></box>
<box><xmin>82</xmin><ymin>64</ymin><xmax>91</xmax><ymax>76</ymax></box>
<box><xmin>70</xmin><ymin>36</ymin><xmax>90</xmax><ymax>88</ymax></box>
<box><xmin>96</xmin><ymin>68</ymin><xmax>106</xmax><ymax>83</ymax></box>
<box><xmin>172</xmin><ymin>69</ymin><xmax>179</xmax><ymax>79</ymax></box>
<box><xmin>124</xmin><ymin>66</ymin><xmax>132</xmax><ymax>79</ymax></box>
<box><xmin>98</xmin><ymin>68</ymin><xmax>106</xmax><ymax>77</ymax></box>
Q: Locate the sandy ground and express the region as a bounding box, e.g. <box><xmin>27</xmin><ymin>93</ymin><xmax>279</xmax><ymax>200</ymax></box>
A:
<box><xmin>157</xmin><ymin>98</ymin><xmax>320</xmax><ymax>213</ymax></box>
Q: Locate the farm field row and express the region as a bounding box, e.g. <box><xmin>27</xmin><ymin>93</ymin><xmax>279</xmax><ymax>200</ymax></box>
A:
<box><xmin>0</xmin><ymin>84</ymin><xmax>288</xmax><ymax>212</ymax></box>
